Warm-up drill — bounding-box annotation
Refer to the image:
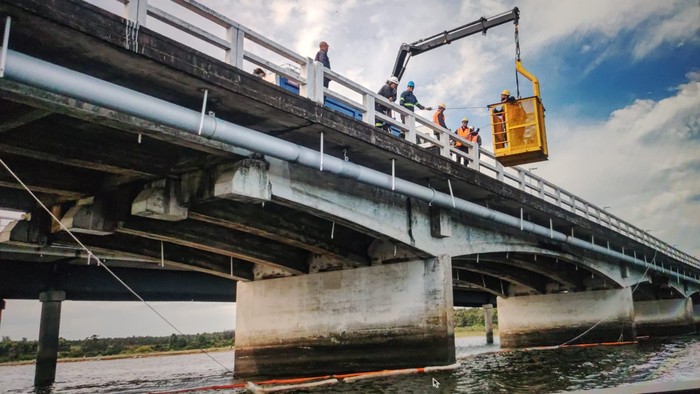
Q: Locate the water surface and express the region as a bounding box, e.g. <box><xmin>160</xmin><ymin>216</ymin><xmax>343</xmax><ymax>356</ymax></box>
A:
<box><xmin>1</xmin><ymin>336</ymin><xmax>698</xmax><ymax>393</ymax></box>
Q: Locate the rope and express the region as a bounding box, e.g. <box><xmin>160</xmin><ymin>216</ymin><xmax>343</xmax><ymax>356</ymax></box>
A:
<box><xmin>514</xmin><ymin>21</ymin><xmax>521</xmax><ymax>99</ymax></box>
<box><xmin>0</xmin><ymin>156</ymin><xmax>233</xmax><ymax>375</ymax></box>
<box><xmin>558</xmin><ymin>249</ymin><xmax>658</xmax><ymax>347</ymax></box>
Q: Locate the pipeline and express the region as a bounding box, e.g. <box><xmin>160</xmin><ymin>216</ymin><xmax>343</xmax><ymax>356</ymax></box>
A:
<box><xmin>1</xmin><ymin>49</ymin><xmax>698</xmax><ymax>286</ymax></box>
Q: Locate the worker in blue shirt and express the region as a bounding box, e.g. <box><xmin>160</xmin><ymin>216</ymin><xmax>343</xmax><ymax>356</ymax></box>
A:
<box><xmin>399</xmin><ymin>81</ymin><xmax>432</xmax><ymax>122</ymax></box>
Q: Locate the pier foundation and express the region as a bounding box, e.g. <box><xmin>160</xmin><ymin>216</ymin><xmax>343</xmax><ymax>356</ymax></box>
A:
<box><xmin>483</xmin><ymin>304</ymin><xmax>494</xmax><ymax>344</ymax></box>
<box><xmin>634</xmin><ymin>298</ymin><xmax>695</xmax><ymax>337</ymax></box>
<box><xmin>234</xmin><ymin>255</ymin><xmax>455</xmax><ymax>377</ymax></box>
<box><xmin>34</xmin><ymin>290</ymin><xmax>65</xmax><ymax>387</ymax></box>
<box><xmin>497</xmin><ymin>288</ymin><xmax>636</xmax><ymax>348</ymax></box>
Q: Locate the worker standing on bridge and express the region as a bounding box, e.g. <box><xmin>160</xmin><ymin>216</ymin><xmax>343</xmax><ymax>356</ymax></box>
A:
<box><xmin>399</xmin><ymin>81</ymin><xmax>432</xmax><ymax>122</ymax></box>
<box><xmin>314</xmin><ymin>41</ymin><xmax>331</xmax><ymax>88</ymax></box>
<box><xmin>433</xmin><ymin>103</ymin><xmax>447</xmax><ymax>130</ymax></box>
<box><xmin>454</xmin><ymin>118</ymin><xmax>471</xmax><ymax>162</ymax></box>
<box><xmin>375</xmin><ymin>77</ymin><xmax>399</xmax><ymax>131</ymax></box>
<box><xmin>468</xmin><ymin>126</ymin><xmax>482</xmax><ymax>147</ymax></box>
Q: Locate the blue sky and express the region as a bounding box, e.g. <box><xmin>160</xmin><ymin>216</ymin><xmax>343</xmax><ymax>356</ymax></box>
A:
<box><xmin>1</xmin><ymin>0</ymin><xmax>698</xmax><ymax>340</ymax></box>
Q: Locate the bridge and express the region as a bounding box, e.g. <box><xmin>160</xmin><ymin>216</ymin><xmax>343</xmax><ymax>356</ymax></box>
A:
<box><xmin>0</xmin><ymin>0</ymin><xmax>698</xmax><ymax>386</ymax></box>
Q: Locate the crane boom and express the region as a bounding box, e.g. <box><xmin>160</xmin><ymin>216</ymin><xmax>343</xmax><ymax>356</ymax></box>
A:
<box><xmin>391</xmin><ymin>7</ymin><xmax>519</xmax><ymax>80</ymax></box>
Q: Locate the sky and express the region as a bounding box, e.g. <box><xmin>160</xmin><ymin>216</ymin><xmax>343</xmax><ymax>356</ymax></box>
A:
<box><xmin>1</xmin><ymin>0</ymin><xmax>699</xmax><ymax>341</ymax></box>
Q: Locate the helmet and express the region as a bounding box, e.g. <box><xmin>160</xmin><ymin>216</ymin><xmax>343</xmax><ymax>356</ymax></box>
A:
<box><xmin>501</xmin><ymin>89</ymin><xmax>511</xmax><ymax>96</ymax></box>
<box><xmin>438</xmin><ymin>103</ymin><xmax>446</xmax><ymax>109</ymax></box>
<box><xmin>462</xmin><ymin>117</ymin><xmax>468</xmax><ymax>123</ymax></box>
<box><xmin>407</xmin><ymin>81</ymin><xmax>415</xmax><ymax>87</ymax></box>
<box><xmin>389</xmin><ymin>76</ymin><xmax>399</xmax><ymax>85</ymax></box>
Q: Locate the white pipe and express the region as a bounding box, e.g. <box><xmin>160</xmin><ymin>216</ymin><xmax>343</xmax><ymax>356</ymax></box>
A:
<box><xmin>2</xmin><ymin>49</ymin><xmax>698</xmax><ymax>285</ymax></box>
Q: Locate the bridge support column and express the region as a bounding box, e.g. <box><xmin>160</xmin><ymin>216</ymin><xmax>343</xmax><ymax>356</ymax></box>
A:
<box><xmin>234</xmin><ymin>255</ymin><xmax>455</xmax><ymax>378</ymax></box>
<box><xmin>694</xmin><ymin>297</ymin><xmax>700</xmax><ymax>332</ymax></box>
<box><xmin>497</xmin><ymin>288</ymin><xmax>635</xmax><ymax>348</ymax></box>
<box><xmin>634</xmin><ymin>298</ymin><xmax>695</xmax><ymax>337</ymax></box>
<box><xmin>483</xmin><ymin>304</ymin><xmax>494</xmax><ymax>344</ymax></box>
<box><xmin>34</xmin><ymin>290</ymin><xmax>66</xmax><ymax>387</ymax></box>
<box><xmin>0</xmin><ymin>299</ymin><xmax>5</xmax><ymax>330</ymax></box>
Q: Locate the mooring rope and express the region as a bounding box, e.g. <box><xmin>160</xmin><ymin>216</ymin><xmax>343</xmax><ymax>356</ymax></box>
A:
<box><xmin>558</xmin><ymin>249</ymin><xmax>658</xmax><ymax>347</ymax></box>
<box><xmin>0</xmin><ymin>156</ymin><xmax>233</xmax><ymax>375</ymax></box>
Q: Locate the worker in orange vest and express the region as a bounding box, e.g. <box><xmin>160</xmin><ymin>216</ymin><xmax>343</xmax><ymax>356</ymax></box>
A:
<box><xmin>467</xmin><ymin>126</ymin><xmax>482</xmax><ymax>147</ymax></box>
<box><xmin>454</xmin><ymin>117</ymin><xmax>470</xmax><ymax>150</ymax></box>
<box><xmin>453</xmin><ymin>117</ymin><xmax>471</xmax><ymax>164</ymax></box>
<box><xmin>432</xmin><ymin>103</ymin><xmax>447</xmax><ymax>130</ymax></box>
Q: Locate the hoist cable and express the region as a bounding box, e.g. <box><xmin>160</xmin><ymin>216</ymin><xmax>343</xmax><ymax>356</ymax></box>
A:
<box><xmin>514</xmin><ymin>21</ymin><xmax>521</xmax><ymax>99</ymax></box>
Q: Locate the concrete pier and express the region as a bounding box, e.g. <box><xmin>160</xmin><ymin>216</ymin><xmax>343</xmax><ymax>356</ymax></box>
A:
<box><xmin>634</xmin><ymin>298</ymin><xmax>695</xmax><ymax>337</ymax></box>
<box><xmin>34</xmin><ymin>290</ymin><xmax>66</xmax><ymax>387</ymax></box>
<box><xmin>234</xmin><ymin>255</ymin><xmax>455</xmax><ymax>377</ymax></box>
<box><xmin>483</xmin><ymin>304</ymin><xmax>494</xmax><ymax>344</ymax></box>
<box><xmin>497</xmin><ymin>288</ymin><xmax>636</xmax><ymax>348</ymax></box>
<box><xmin>0</xmin><ymin>299</ymin><xmax>5</xmax><ymax>329</ymax></box>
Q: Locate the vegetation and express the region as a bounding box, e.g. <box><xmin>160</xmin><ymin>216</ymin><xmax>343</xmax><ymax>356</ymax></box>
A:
<box><xmin>0</xmin><ymin>331</ymin><xmax>234</xmax><ymax>363</ymax></box>
<box><xmin>453</xmin><ymin>307</ymin><xmax>498</xmax><ymax>330</ymax></box>
<box><xmin>2</xmin><ymin>308</ymin><xmax>494</xmax><ymax>363</ymax></box>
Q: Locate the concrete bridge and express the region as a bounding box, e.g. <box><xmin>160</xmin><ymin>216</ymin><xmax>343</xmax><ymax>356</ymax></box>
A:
<box><xmin>0</xmin><ymin>0</ymin><xmax>698</xmax><ymax>385</ymax></box>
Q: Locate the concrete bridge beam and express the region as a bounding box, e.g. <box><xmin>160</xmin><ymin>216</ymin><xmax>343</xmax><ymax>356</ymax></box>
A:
<box><xmin>131</xmin><ymin>179</ymin><xmax>188</xmax><ymax>221</ymax></box>
<box><xmin>234</xmin><ymin>255</ymin><xmax>455</xmax><ymax>377</ymax></box>
<box><xmin>497</xmin><ymin>288</ymin><xmax>636</xmax><ymax>348</ymax></box>
<box><xmin>34</xmin><ymin>290</ymin><xmax>66</xmax><ymax>387</ymax></box>
<box><xmin>61</xmin><ymin>198</ymin><xmax>115</xmax><ymax>235</ymax></box>
<box><xmin>634</xmin><ymin>298</ymin><xmax>696</xmax><ymax>337</ymax></box>
<box><xmin>213</xmin><ymin>158</ymin><xmax>271</xmax><ymax>203</ymax></box>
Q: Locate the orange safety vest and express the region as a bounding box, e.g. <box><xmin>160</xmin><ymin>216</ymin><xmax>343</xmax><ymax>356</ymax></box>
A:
<box><xmin>455</xmin><ymin>126</ymin><xmax>469</xmax><ymax>147</ymax></box>
<box><xmin>433</xmin><ymin>110</ymin><xmax>446</xmax><ymax>128</ymax></box>
<box><xmin>467</xmin><ymin>133</ymin><xmax>479</xmax><ymax>143</ymax></box>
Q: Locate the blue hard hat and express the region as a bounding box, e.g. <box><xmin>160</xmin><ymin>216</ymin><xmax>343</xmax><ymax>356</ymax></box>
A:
<box><xmin>407</xmin><ymin>81</ymin><xmax>415</xmax><ymax>87</ymax></box>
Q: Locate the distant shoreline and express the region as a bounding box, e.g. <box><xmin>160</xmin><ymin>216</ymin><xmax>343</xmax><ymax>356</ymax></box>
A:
<box><xmin>2</xmin><ymin>328</ymin><xmax>497</xmax><ymax>367</ymax></box>
<box><xmin>0</xmin><ymin>347</ymin><xmax>232</xmax><ymax>367</ymax></box>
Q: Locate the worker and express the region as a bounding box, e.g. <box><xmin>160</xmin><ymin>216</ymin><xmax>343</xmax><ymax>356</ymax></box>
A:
<box><xmin>432</xmin><ymin>103</ymin><xmax>447</xmax><ymax>129</ymax></box>
<box><xmin>399</xmin><ymin>81</ymin><xmax>432</xmax><ymax>121</ymax></box>
<box><xmin>492</xmin><ymin>89</ymin><xmax>514</xmax><ymax>149</ymax></box>
<box><xmin>467</xmin><ymin>126</ymin><xmax>482</xmax><ymax>147</ymax></box>
<box><xmin>375</xmin><ymin>76</ymin><xmax>399</xmax><ymax>131</ymax></box>
<box><xmin>314</xmin><ymin>41</ymin><xmax>331</xmax><ymax>87</ymax></box>
<box><xmin>253</xmin><ymin>68</ymin><xmax>266</xmax><ymax>79</ymax></box>
<box><xmin>454</xmin><ymin>117</ymin><xmax>470</xmax><ymax>151</ymax></box>
<box><xmin>453</xmin><ymin>117</ymin><xmax>471</xmax><ymax>164</ymax></box>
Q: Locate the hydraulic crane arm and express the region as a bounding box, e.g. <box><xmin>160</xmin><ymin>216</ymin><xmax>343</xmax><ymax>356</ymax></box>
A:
<box><xmin>391</xmin><ymin>7</ymin><xmax>519</xmax><ymax>81</ymax></box>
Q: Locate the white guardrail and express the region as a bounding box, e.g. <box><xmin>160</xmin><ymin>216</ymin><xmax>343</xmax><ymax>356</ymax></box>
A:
<box><xmin>99</xmin><ymin>0</ymin><xmax>697</xmax><ymax>269</ymax></box>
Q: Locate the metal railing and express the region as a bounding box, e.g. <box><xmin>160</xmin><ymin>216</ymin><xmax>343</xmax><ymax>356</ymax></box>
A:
<box><xmin>95</xmin><ymin>0</ymin><xmax>697</xmax><ymax>269</ymax></box>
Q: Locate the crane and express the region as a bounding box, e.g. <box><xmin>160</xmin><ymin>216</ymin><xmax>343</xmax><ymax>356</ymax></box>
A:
<box><xmin>390</xmin><ymin>7</ymin><xmax>549</xmax><ymax>167</ymax></box>
<box><xmin>390</xmin><ymin>8</ymin><xmax>520</xmax><ymax>81</ymax></box>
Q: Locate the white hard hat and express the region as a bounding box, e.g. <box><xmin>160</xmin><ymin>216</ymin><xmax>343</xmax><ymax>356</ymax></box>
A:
<box><xmin>388</xmin><ymin>76</ymin><xmax>399</xmax><ymax>85</ymax></box>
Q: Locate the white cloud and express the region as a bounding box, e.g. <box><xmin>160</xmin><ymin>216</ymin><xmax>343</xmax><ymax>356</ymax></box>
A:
<box><xmin>0</xmin><ymin>300</ymin><xmax>236</xmax><ymax>340</ymax></box>
<box><xmin>536</xmin><ymin>74</ymin><xmax>700</xmax><ymax>257</ymax></box>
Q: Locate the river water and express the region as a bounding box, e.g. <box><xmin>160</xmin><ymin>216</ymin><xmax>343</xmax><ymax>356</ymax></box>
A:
<box><xmin>1</xmin><ymin>335</ymin><xmax>698</xmax><ymax>393</ymax></box>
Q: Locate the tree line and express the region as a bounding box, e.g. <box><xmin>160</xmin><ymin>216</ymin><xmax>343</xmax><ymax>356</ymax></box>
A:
<box><xmin>454</xmin><ymin>307</ymin><xmax>498</xmax><ymax>329</ymax></box>
<box><xmin>1</xmin><ymin>308</ymin><xmax>497</xmax><ymax>363</ymax></box>
<box><xmin>0</xmin><ymin>331</ymin><xmax>234</xmax><ymax>363</ymax></box>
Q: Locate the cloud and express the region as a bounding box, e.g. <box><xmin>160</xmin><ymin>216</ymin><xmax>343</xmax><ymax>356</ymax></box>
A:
<box><xmin>536</xmin><ymin>73</ymin><xmax>700</xmax><ymax>257</ymax></box>
<box><xmin>0</xmin><ymin>300</ymin><xmax>236</xmax><ymax>340</ymax></box>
